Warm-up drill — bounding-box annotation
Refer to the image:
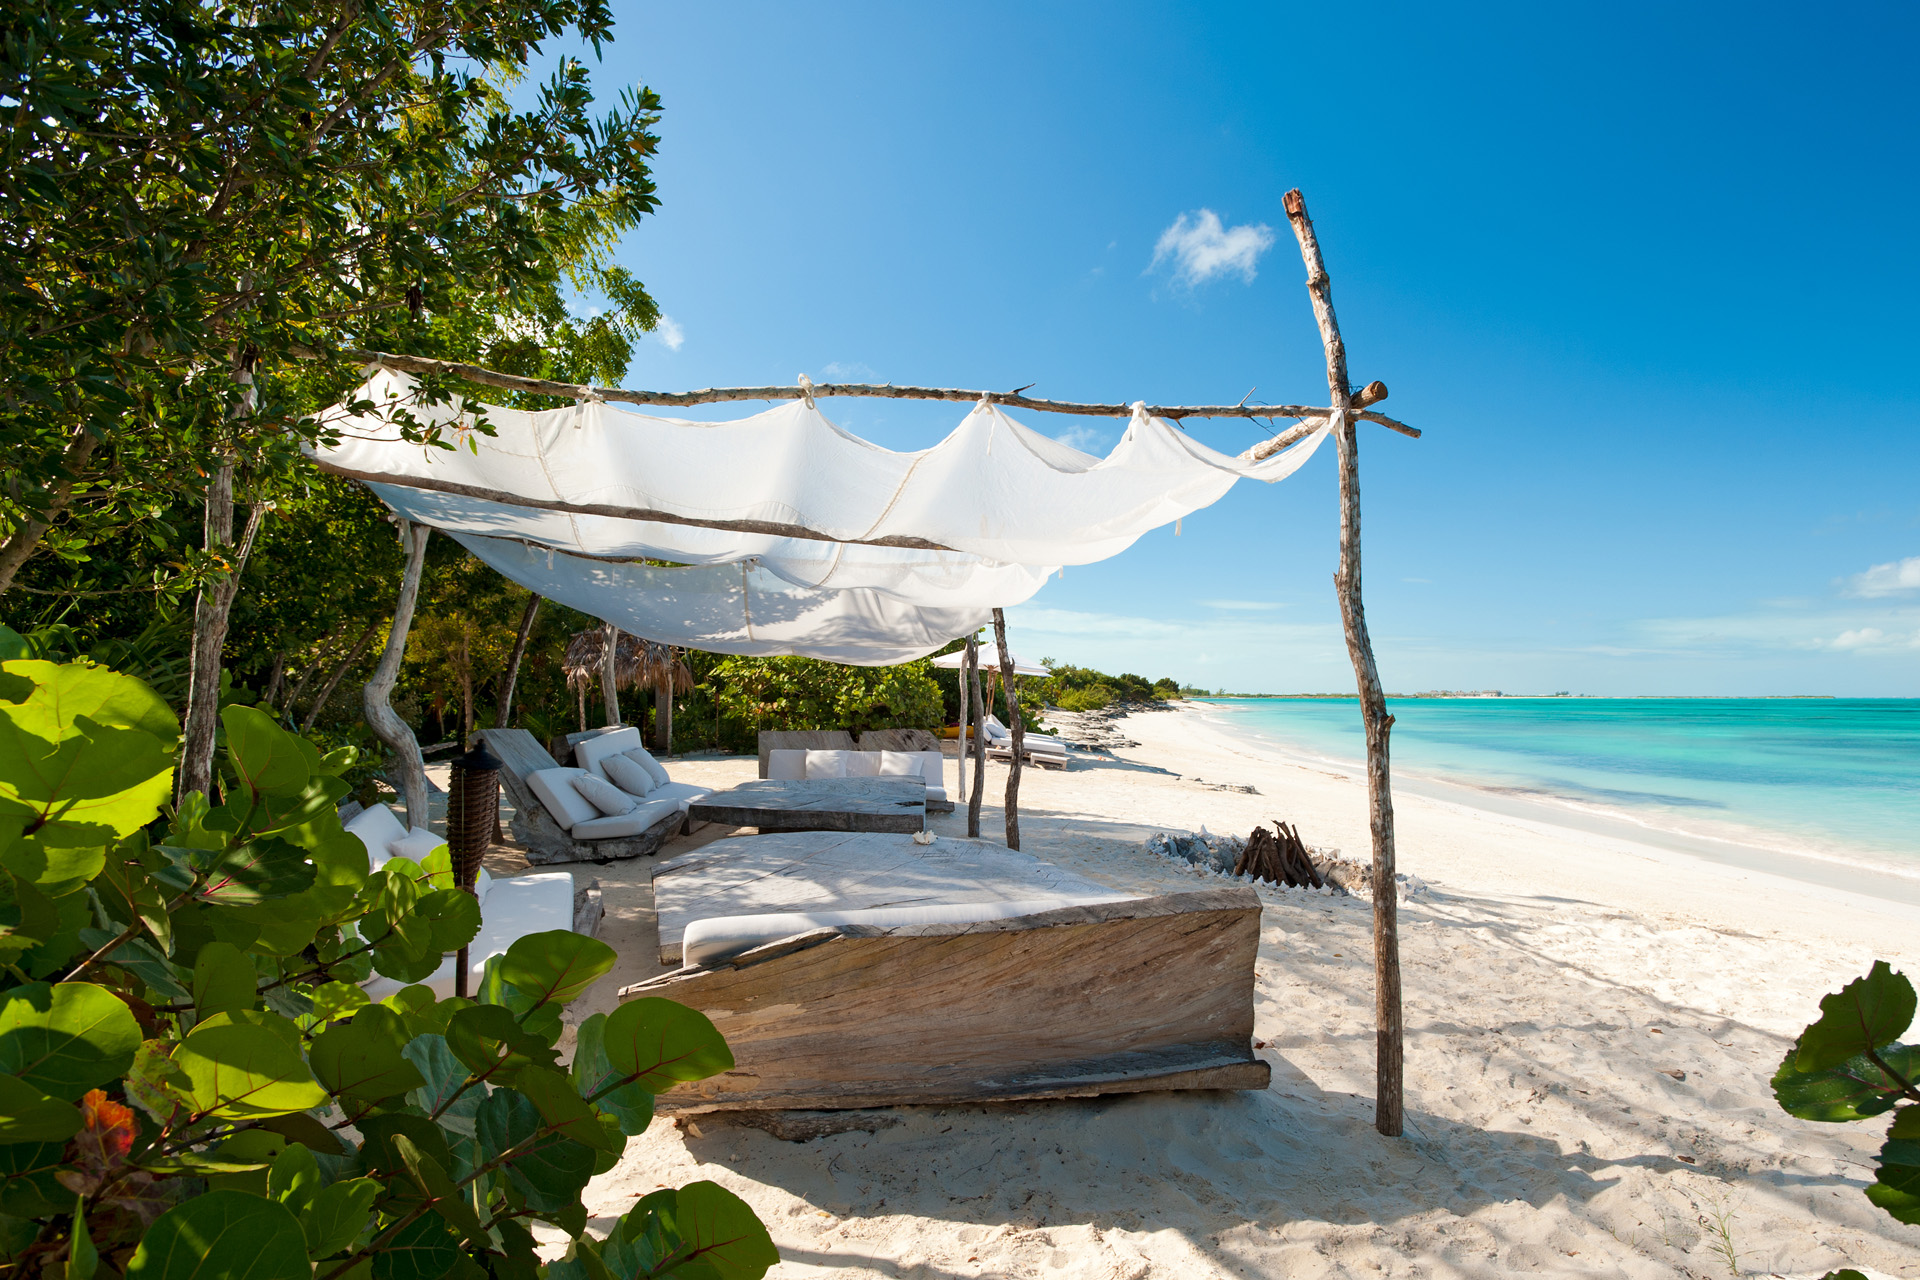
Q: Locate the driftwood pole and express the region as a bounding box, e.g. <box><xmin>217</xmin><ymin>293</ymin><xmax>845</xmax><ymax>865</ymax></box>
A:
<box><xmin>178</xmin><ymin>477</ymin><xmax>267</xmax><ymax>798</ymax></box>
<box><xmin>1282</xmin><ymin>188</ymin><xmax>1403</xmax><ymax>1137</ymax></box>
<box><xmin>495</xmin><ymin>593</ymin><xmax>542</xmax><ymax>728</ymax></box>
<box><xmin>364</xmin><ymin>522</ymin><xmax>433</xmax><ymax>828</ymax></box>
<box><xmin>965</xmin><ymin>637</ymin><xmax>986</xmax><ymax>837</ymax></box>
<box><xmin>600</xmin><ymin>623</ymin><xmax>622</xmax><ymax>727</ymax></box>
<box><xmin>991</xmin><ymin>608</ymin><xmax>1024</xmax><ymax>851</ymax></box>
<box><xmin>654</xmin><ymin>674</ymin><xmax>673</xmax><ymax>756</ymax></box>
<box><xmin>956</xmin><ymin>641</ymin><xmax>970</xmax><ymax>807</ymax></box>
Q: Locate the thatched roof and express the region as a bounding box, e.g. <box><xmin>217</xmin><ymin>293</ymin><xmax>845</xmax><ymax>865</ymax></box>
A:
<box><xmin>562</xmin><ymin>629</ymin><xmax>693</xmax><ymax>693</ymax></box>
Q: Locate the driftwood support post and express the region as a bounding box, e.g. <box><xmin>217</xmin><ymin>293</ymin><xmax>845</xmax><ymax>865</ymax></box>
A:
<box><xmin>956</xmin><ymin>639</ymin><xmax>970</xmax><ymax>810</ymax></box>
<box><xmin>965</xmin><ymin>636</ymin><xmax>986</xmax><ymax>837</ymax></box>
<box><xmin>495</xmin><ymin>593</ymin><xmax>542</xmax><ymax>729</ymax></box>
<box><xmin>600</xmin><ymin>622</ymin><xmax>622</xmax><ymax>727</ymax></box>
<box><xmin>364</xmin><ymin>522</ymin><xmax>433</xmax><ymax>829</ymax></box>
<box><xmin>1282</xmin><ymin>187</ymin><xmax>1403</xmax><ymax>1137</ymax></box>
<box><xmin>991</xmin><ymin>608</ymin><xmax>1023</xmax><ymax>850</ymax></box>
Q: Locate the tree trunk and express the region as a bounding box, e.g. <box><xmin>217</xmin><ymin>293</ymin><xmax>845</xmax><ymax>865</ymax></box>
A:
<box><xmin>966</xmin><ymin>637</ymin><xmax>986</xmax><ymax>837</ymax></box>
<box><xmin>991</xmin><ymin>608</ymin><xmax>1024</xmax><ymax>851</ymax></box>
<box><xmin>364</xmin><ymin>522</ymin><xmax>432</xmax><ymax>828</ymax></box>
<box><xmin>494</xmin><ymin>593</ymin><xmax>542</xmax><ymax>728</ymax></box>
<box><xmin>460</xmin><ymin>630</ymin><xmax>474</xmax><ymax>746</ymax></box>
<box><xmin>0</xmin><ymin>424</ymin><xmax>103</xmax><ymax>597</ymax></box>
<box><xmin>600</xmin><ymin>623</ymin><xmax>621</xmax><ymax>726</ymax></box>
<box><xmin>654</xmin><ymin>676</ymin><xmax>673</xmax><ymax>756</ymax></box>
<box><xmin>300</xmin><ymin>621</ymin><xmax>376</xmax><ymax>734</ymax></box>
<box><xmin>1282</xmin><ymin>187</ymin><xmax>1403</xmax><ymax>1138</ymax></box>
<box><xmin>261</xmin><ymin>652</ymin><xmax>287</xmax><ymax>714</ymax></box>
<box><xmin>177</xmin><ymin>414</ymin><xmax>268</xmax><ymax>804</ymax></box>
<box><xmin>956</xmin><ymin>641</ymin><xmax>970</xmax><ymax>812</ymax></box>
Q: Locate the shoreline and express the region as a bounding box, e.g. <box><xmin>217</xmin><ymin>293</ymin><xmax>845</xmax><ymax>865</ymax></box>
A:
<box><xmin>1183</xmin><ymin>696</ymin><xmax>1920</xmax><ymax>910</ymax></box>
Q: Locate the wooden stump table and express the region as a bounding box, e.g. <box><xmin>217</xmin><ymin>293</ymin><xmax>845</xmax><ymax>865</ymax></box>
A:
<box><xmin>688</xmin><ymin>777</ymin><xmax>926</xmax><ymax>834</ymax></box>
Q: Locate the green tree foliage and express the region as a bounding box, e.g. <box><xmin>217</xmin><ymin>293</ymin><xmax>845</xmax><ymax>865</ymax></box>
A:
<box><xmin>0</xmin><ymin>0</ymin><xmax>664</xmax><ymax>591</ymax></box>
<box><xmin>0</xmin><ymin>643</ymin><xmax>776</xmax><ymax>1278</ymax></box>
<box><xmin>1773</xmin><ymin>961</ymin><xmax>1920</xmax><ymax>1249</ymax></box>
<box><xmin>706</xmin><ymin>657</ymin><xmax>943</xmax><ymax>745</ymax></box>
<box><xmin>1028</xmin><ymin>661</ymin><xmax>1186</xmax><ymax>712</ymax></box>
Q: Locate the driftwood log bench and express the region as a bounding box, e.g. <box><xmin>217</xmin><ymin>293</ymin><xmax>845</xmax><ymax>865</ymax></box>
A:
<box><xmin>621</xmin><ymin>830</ymin><xmax>1268</xmax><ymax>1112</ymax></box>
<box><xmin>477</xmin><ymin>728</ymin><xmax>687</xmax><ymax>865</ymax></box>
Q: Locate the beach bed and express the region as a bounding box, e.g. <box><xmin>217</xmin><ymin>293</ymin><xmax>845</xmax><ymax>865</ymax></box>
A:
<box><xmin>689</xmin><ymin>776</ymin><xmax>927</xmax><ymax>833</ymax></box>
<box><xmin>620</xmin><ymin>830</ymin><xmax>1268</xmax><ymax>1113</ymax></box>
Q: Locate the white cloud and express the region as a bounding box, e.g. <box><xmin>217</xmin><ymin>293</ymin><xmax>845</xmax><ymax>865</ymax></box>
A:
<box><xmin>1199</xmin><ymin>599</ymin><xmax>1285</xmax><ymax>611</ymax></box>
<box><xmin>1150</xmin><ymin>210</ymin><xmax>1275</xmax><ymax>287</ymax></box>
<box><xmin>1051</xmin><ymin>424</ymin><xmax>1109</xmax><ymax>454</ymax></box>
<box><xmin>1842</xmin><ymin>556</ymin><xmax>1920</xmax><ymax>597</ymax></box>
<box><xmin>819</xmin><ymin>361</ymin><xmax>878</xmax><ymax>383</ymax></box>
<box><xmin>1812</xmin><ymin>626</ymin><xmax>1920</xmax><ymax>653</ymax></box>
<box><xmin>651</xmin><ymin>316</ymin><xmax>685</xmax><ymax>351</ymax></box>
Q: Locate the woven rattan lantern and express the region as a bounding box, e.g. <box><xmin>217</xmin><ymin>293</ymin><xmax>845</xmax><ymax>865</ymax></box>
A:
<box><xmin>446</xmin><ymin>742</ymin><xmax>500</xmax><ymax>996</ymax></box>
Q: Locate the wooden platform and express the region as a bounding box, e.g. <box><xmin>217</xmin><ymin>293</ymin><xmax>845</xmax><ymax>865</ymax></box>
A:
<box><xmin>625</xmin><ymin>832</ymin><xmax>1268</xmax><ymax>1112</ymax></box>
<box><xmin>687</xmin><ymin>777</ymin><xmax>926</xmax><ymax>837</ymax></box>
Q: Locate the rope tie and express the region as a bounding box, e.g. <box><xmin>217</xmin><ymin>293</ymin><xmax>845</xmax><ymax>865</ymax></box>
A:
<box><xmin>797</xmin><ymin>373</ymin><xmax>816</xmax><ymax>410</ymax></box>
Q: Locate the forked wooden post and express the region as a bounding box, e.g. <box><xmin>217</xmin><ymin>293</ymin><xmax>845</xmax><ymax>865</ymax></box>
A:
<box><xmin>364</xmin><ymin>522</ymin><xmax>433</xmax><ymax>828</ymax></box>
<box><xmin>965</xmin><ymin>637</ymin><xmax>987</xmax><ymax>837</ymax></box>
<box><xmin>495</xmin><ymin>593</ymin><xmax>542</xmax><ymax>728</ymax></box>
<box><xmin>600</xmin><ymin>623</ymin><xmax>622</xmax><ymax>728</ymax></box>
<box><xmin>1281</xmin><ymin>188</ymin><xmax>1405</xmax><ymax>1137</ymax></box>
<box><xmin>991</xmin><ymin>607</ymin><xmax>1024</xmax><ymax>850</ymax></box>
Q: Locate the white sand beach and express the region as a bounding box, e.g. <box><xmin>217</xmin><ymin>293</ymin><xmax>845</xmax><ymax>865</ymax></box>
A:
<box><xmin>513</xmin><ymin>704</ymin><xmax>1920</xmax><ymax>1278</ymax></box>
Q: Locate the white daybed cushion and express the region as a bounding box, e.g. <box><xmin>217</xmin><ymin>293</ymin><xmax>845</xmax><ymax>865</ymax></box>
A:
<box><xmin>647</xmin><ymin>780</ymin><xmax>711</xmax><ymax>813</ymax></box>
<box><xmin>766</xmin><ymin>749</ymin><xmax>806</xmax><ymax>781</ymax></box>
<box><xmin>573</xmin><ymin>796</ymin><xmax>681</xmax><ymax>839</ymax></box>
<box><xmin>805</xmin><ymin>749</ymin><xmax>848</xmax><ymax>779</ymax></box>
<box><xmin>843</xmin><ymin>751</ymin><xmax>879</xmax><ymax>778</ymax></box>
<box><xmin>602</xmin><ymin>753</ymin><xmax>656</xmax><ymax>797</ymax></box>
<box><xmin>362</xmin><ymin>870</ymin><xmax>575</xmax><ymax>1001</ymax></box>
<box><xmin>621</xmin><ymin>746</ymin><xmax>672</xmax><ymax>789</ymax></box>
<box><xmin>916</xmin><ymin>750</ymin><xmax>947</xmax><ymax>801</ymax></box>
<box><xmin>573</xmin><ymin>773</ymin><xmax>637</xmax><ymax>817</ymax></box>
<box><xmin>344</xmin><ymin>804</ymin><xmax>408</xmax><ymax>864</ymax></box>
<box><xmin>877</xmin><ymin>750</ymin><xmax>919</xmax><ymax>777</ymax></box>
<box><xmin>387</xmin><ymin>828</ymin><xmax>446</xmax><ymax>862</ymax></box>
<box><xmin>527</xmin><ymin>767</ymin><xmax>600</xmax><ymax>830</ymax></box>
<box><xmin>681</xmin><ymin>894</ymin><xmax>1135</xmax><ymax>969</ymax></box>
<box><xmin>573</xmin><ymin>727</ymin><xmax>644</xmax><ymax>781</ymax></box>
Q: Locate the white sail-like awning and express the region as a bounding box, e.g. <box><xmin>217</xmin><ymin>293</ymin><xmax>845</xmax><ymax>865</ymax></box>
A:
<box><xmin>309</xmin><ymin>368</ymin><xmax>1330</xmax><ymax>661</ymax></box>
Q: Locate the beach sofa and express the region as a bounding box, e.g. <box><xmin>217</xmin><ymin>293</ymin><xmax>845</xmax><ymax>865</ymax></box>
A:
<box><xmin>344</xmin><ymin>802</ymin><xmax>584</xmax><ymax>1000</ymax></box>
<box><xmin>478</xmin><ymin>726</ymin><xmax>709</xmax><ymax>864</ymax></box>
<box><xmin>982</xmin><ymin>714</ymin><xmax>1071</xmax><ymax>769</ymax></box>
<box><xmin>764</xmin><ymin>747</ymin><xmax>949</xmax><ymax>811</ymax></box>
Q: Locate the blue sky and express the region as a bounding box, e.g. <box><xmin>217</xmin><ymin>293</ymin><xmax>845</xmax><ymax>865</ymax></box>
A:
<box><xmin>543</xmin><ymin>1</ymin><xmax>1918</xmax><ymax>696</ymax></box>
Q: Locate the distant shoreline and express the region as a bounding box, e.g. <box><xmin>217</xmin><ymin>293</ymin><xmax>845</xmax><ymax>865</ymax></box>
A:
<box><xmin>1200</xmin><ymin>692</ymin><xmax>1846</xmax><ymax>700</ymax></box>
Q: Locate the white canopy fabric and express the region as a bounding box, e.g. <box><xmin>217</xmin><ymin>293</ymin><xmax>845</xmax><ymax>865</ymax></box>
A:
<box><xmin>929</xmin><ymin>650</ymin><xmax>1048</xmax><ymax>677</ymax></box>
<box><xmin>451</xmin><ymin>533</ymin><xmax>988</xmax><ymax>666</ymax></box>
<box><xmin>311</xmin><ymin>368</ymin><xmax>1333</xmax><ymax>662</ymax></box>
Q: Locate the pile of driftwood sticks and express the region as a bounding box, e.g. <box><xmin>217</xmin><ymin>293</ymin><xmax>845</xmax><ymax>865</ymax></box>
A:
<box><xmin>1234</xmin><ymin>822</ymin><xmax>1324</xmax><ymax>889</ymax></box>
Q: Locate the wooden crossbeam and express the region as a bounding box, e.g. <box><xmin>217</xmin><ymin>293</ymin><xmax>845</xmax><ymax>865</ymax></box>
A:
<box><xmin>341</xmin><ymin>349</ymin><xmax>1420</xmax><ymax>442</ymax></box>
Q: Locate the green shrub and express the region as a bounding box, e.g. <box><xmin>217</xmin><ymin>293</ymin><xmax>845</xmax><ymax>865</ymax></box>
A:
<box><xmin>0</xmin><ymin>647</ymin><xmax>775</xmax><ymax>1279</ymax></box>
<box><xmin>1054</xmin><ymin>686</ymin><xmax>1113</xmax><ymax>713</ymax></box>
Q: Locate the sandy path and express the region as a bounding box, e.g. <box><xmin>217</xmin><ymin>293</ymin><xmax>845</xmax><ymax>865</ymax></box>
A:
<box><xmin>517</xmin><ymin>706</ymin><xmax>1920</xmax><ymax>1278</ymax></box>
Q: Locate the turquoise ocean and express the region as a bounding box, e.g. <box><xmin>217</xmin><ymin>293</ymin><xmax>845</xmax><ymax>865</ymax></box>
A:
<box><xmin>1197</xmin><ymin>697</ymin><xmax>1920</xmax><ymax>898</ymax></box>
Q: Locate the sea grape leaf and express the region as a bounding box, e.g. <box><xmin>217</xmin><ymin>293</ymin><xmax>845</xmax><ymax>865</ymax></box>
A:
<box><xmin>0</xmin><ymin>1074</ymin><xmax>81</xmax><ymax>1144</ymax></box>
<box><xmin>413</xmin><ymin>887</ymin><xmax>482</xmax><ymax>953</ymax></box>
<box><xmin>358</xmin><ymin>1112</ymin><xmax>457</xmax><ymax>1179</ymax></box>
<box><xmin>0</xmin><ymin>981</ymin><xmax>141</xmax><ymax>1101</ymax></box>
<box><xmin>188</xmin><ymin>835</ymin><xmax>317</xmax><ymax>905</ymax></box>
<box><xmin>300</xmin><ymin>1176</ymin><xmax>379</xmax><ymax>1260</ymax></box>
<box><xmin>475</xmin><ymin>1086</ymin><xmax>594</xmax><ymax>1212</ymax></box>
<box><xmin>547</xmin><ymin>1238</ymin><xmax>616</xmax><ymax>1280</ymax></box>
<box><xmin>174</xmin><ymin>1020</ymin><xmax>327</xmax><ymax>1120</ymax></box>
<box><xmin>0</xmin><ymin>661</ymin><xmax>176</xmax><ymax>846</ymax></box>
<box><xmin>0</xmin><ymin>841</ymin><xmax>103</xmax><ymax>899</ymax></box>
<box><xmin>0</xmin><ymin>1139</ymin><xmax>67</xmax><ymax>1218</ymax></box>
<box><xmin>512</xmin><ymin>1065</ymin><xmax>623</xmax><ymax>1154</ymax></box>
<box><xmin>92</xmin><ymin>835</ymin><xmax>172</xmax><ymax>953</ymax></box>
<box><xmin>124</xmin><ymin>1189</ymin><xmax>309</xmax><ymax>1280</ymax></box>
<box><xmin>392</xmin><ymin>1132</ymin><xmax>486</xmax><ymax>1243</ymax></box>
<box><xmin>371</xmin><ymin>1211</ymin><xmax>459</xmax><ymax>1280</ymax></box>
<box><xmin>572</xmin><ymin>1012</ymin><xmax>653</xmax><ymax>1136</ymax></box>
<box><xmin>0</xmin><ymin>628</ymin><xmax>27</xmax><ymax>663</ymax></box>
<box><xmin>1796</xmin><ymin>962</ymin><xmax>1917</xmax><ymax>1073</ymax></box>
<box><xmin>310</xmin><ymin>1005</ymin><xmax>426</xmax><ymax>1102</ymax></box>
<box><xmin>68</xmin><ymin>1197</ymin><xmax>99</xmax><ymax>1280</ymax></box>
<box><xmin>1775</xmin><ymin>1044</ymin><xmax>1920</xmax><ymax>1122</ymax></box>
<box><xmin>221</xmin><ymin>705</ymin><xmax>311</xmax><ymax>798</ymax></box>
<box><xmin>602</xmin><ymin>998</ymin><xmax>734</xmax><ymax>1094</ymax></box>
<box><xmin>310</xmin><ymin>980</ymin><xmax>371</xmax><ymax>1024</ymax></box>
<box><xmin>192</xmin><ymin>941</ymin><xmax>258</xmax><ymax>1017</ymax></box>
<box><xmin>446</xmin><ymin>1004</ymin><xmax>559</xmax><ymax>1082</ymax></box>
<box><xmin>266</xmin><ymin>1140</ymin><xmax>322</xmax><ymax>1213</ymax></box>
<box><xmin>608</xmin><ymin>1182</ymin><xmax>778</xmax><ymax>1280</ymax></box>
<box><xmin>1868</xmin><ymin>1105</ymin><xmax>1920</xmax><ymax>1225</ymax></box>
<box><xmin>403</xmin><ymin>1034</ymin><xmax>478</xmax><ymax>1132</ymax></box>
<box><xmin>498</xmin><ymin>931</ymin><xmax>615</xmax><ymax>1011</ymax></box>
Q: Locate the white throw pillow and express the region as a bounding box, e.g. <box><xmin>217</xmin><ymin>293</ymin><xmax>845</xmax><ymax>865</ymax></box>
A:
<box><xmin>767</xmin><ymin>749</ymin><xmax>807</xmax><ymax>781</ymax></box>
<box><xmin>843</xmin><ymin>752</ymin><xmax>880</xmax><ymax>778</ymax></box>
<box><xmin>805</xmin><ymin>749</ymin><xmax>848</xmax><ymax>779</ymax></box>
<box><xmin>621</xmin><ymin>747</ymin><xmax>671</xmax><ymax>789</ymax></box>
<box><xmin>388</xmin><ymin>828</ymin><xmax>447</xmax><ymax>862</ymax></box>
<box><xmin>877</xmin><ymin>750</ymin><xmax>921</xmax><ymax>778</ymax></box>
<box><xmin>572</xmin><ymin>773</ymin><xmax>637</xmax><ymax>817</ymax></box>
<box><xmin>602</xmin><ymin>752</ymin><xmax>656</xmax><ymax>798</ymax></box>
